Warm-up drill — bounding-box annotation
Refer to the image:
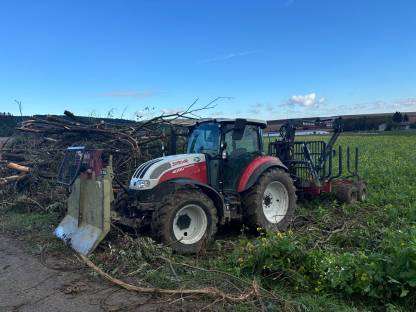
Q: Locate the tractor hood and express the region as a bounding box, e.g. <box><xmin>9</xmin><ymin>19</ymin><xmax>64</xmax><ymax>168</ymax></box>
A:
<box><xmin>129</xmin><ymin>154</ymin><xmax>207</xmax><ymax>190</ymax></box>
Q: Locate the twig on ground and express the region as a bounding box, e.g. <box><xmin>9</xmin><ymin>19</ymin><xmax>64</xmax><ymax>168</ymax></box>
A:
<box><xmin>313</xmin><ymin>222</ymin><xmax>347</xmax><ymax>249</ymax></box>
<box><xmin>158</xmin><ymin>256</ymin><xmax>279</xmax><ymax>301</ymax></box>
<box><xmin>77</xmin><ymin>254</ymin><xmax>255</xmax><ymax>302</ymax></box>
<box><xmin>253</xmin><ymin>279</ymin><xmax>266</xmax><ymax>312</ymax></box>
<box><xmin>22</xmin><ymin>197</ymin><xmax>46</xmax><ymax>211</ymax></box>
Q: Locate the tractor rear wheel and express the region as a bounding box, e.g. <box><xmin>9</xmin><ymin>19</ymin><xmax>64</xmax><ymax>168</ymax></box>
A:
<box><xmin>242</xmin><ymin>168</ymin><xmax>297</xmax><ymax>231</ymax></box>
<box><xmin>355</xmin><ymin>181</ymin><xmax>368</xmax><ymax>202</ymax></box>
<box><xmin>334</xmin><ymin>184</ymin><xmax>358</xmax><ymax>204</ymax></box>
<box><xmin>152</xmin><ymin>189</ymin><xmax>218</xmax><ymax>254</ymax></box>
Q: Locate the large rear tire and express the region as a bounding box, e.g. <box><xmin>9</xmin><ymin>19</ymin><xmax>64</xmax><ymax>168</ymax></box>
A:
<box><xmin>334</xmin><ymin>184</ymin><xmax>358</xmax><ymax>204</ymax></box>
<box><xmin>355</xmin><ymin>181</ymin><xmax>368</xmax><ymax>202</ymax></box>
<box><xmin>242</xmin><ymin>168</ymin><xmax>297</xmax><ymax>231</ymax></box>
<box><xmin>151</xmin><ymin>189</ymin><xmax>218</xmax><ymax>254</ymax></box>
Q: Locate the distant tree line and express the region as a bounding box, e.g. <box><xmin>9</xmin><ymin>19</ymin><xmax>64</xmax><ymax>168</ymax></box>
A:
<box><xmin>342</xmin><ymin>111</ymin><xmax>414</xmax><ymax>132</ymax></box>
<box><xmin>392</xmin><ymin>111</ymin><xmax>409</xmax><ymax>123</ymax></box>
<box><xmin>0</xmin><ymin>112</ymin><xmax>18</xmax><ymax>136</ymax></box>
<box><xmin>0</xmin><ymin>112</ymin><xmax>138</xmax><ymax>137</ymax></box>
<box><xmin>1</xmin><ymin>111</ymin><xmax>415</xmax><ymax>136</ymax></box>
<box><xmin>342</xmin><ymin>115</ymin><xmax>391</xmax><ymax>131</ymax></box>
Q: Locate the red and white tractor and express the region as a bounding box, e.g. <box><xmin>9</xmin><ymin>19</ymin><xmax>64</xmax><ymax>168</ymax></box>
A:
<box><xmin>55</xmin><ymin>118</ymin><xmax>366</xmax><ymax>255</ymax></box>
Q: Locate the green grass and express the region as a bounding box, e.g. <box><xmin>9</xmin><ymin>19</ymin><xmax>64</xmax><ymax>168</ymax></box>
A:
<box><xmin>1</xmin><ymin>132</ymin><xmax>416</xmax><ymax>311</ymax></box>
<box><xmin>0</xmin><ymin>207</ymin><xmax>68</xmax><ymax>255</ymax></box>
<box><xmin>243</xmin><ymin>133</ymin><xmax>416</xmax><ymax>310</ymax></box>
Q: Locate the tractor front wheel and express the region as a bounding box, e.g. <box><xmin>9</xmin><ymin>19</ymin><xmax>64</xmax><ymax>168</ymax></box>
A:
<box><xmin>243</xmin><ymin>168</ymin><xmax>297</xmax><ymax>231</ymax></box>
<box><xmin>152</xmin><ymin>189</ymin><xmax>218</xmax><ymax>254</ymax></box>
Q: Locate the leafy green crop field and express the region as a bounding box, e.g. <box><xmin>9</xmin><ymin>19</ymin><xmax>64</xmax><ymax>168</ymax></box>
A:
<box><xmin>1</xmin><ymin>133</ymin><xmax>416</xmax><ymax>311</ymax></box>
<box><xmin>236</xmin><ymin>133</ymin><xmax>416</xmax><ymax>310</ymax></box>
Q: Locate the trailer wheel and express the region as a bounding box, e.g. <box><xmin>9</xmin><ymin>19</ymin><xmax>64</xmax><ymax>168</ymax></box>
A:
<box><xmin>334</xmin><ymin>184</ymin><xmax>358</xmax><ymax>204</ymax></box>
<box><xmin>152</xmin><ymin>190</ymin><xmax>218</xmax><ymax>254</ymax></box>
<box><xmin>355</xmin><ymin>181</ymin><xmax>368</xmax><ymax>202</ymax></box>
<box><xmin>242</xmin><ymin>168</ymin><xmax>297</xmax><ymax>231</ymax></box>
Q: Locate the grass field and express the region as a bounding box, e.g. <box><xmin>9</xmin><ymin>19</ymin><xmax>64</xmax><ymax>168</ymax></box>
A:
<box><xmin>1</xmin><ymin>132</ymin><xmax>416</xmax><ymax>311</ymax></box>
<box><xmin>246</xmin><ymin>132</ymin><xmax>416</xmax><ymax>310</ymax></box>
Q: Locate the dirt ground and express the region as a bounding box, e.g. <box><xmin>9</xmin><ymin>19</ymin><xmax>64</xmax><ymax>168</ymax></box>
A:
<box><xmin>0</xmin><ymin>235</ymin><xmax>196</xmax><ymax>312</ymax></box>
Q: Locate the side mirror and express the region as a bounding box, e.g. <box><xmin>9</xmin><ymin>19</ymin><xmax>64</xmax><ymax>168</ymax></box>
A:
<box><xmin>232</xmin><ymin>118</ymin><xmax>247</xmax><ymax>140</ymax></box>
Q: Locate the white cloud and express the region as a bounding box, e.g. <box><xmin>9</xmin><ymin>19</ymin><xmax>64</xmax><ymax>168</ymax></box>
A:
<box><xmin>350</xmin><ymin>98</ymin><xmax>416</xmax><ymax>113</ymax></box>
<box><xmin>247</xmin><ymin>102</ymin><xmax>276</xmax><ymax>115</ymax></box>
<box><xmin>287</xmin><ymin>93</ymin><xmax>326</xmax><ymax>108</ymax></box>
<box><xmin>200</xmin><ymin>50</ymin><xmax>258</xmax><ymax>64</ymax></box>
<box><xmin>398</xmin><ymin>97</ymin><xmax>416</xmax><ymax>107</ymax></box>
<box><xmin>318</xmin><ymin>97</ymin><xmax>416</xmax><ymax>117</ymax></box>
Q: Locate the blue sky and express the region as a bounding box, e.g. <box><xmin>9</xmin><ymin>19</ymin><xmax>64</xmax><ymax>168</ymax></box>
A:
<box><xmin>0</xmin><ymin>0</ymin><xmax>415</xmax><ymax>120</ymax></box>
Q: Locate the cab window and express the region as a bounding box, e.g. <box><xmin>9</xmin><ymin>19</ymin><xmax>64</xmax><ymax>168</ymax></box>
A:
<box><xmin>187</xmin><ymin>122</ymin><xmax>220</xmax><ymax>156</ymax></box>
<box><xmin>224</xmin><ymin>125</ymin><xmax>261</xmax><ymax>157</ymax></box>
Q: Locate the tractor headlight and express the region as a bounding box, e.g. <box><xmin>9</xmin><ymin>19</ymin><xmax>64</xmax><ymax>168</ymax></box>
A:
<box><xmin>135</xmin><ymin>180</ymin><xmax>151</xmax><ymax>189</ymax></box>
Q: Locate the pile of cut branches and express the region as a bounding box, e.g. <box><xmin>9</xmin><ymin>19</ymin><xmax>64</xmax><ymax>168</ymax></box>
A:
<box><xmin>0</xmin><ymin>99</ymin><xmax>221</xmax><ymax>212</ymax></box>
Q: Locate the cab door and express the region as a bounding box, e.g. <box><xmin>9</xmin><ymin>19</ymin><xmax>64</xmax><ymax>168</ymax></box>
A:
<box><xmin>186</xmin><ymin>122</ymin><xmax>221</xmax><ymax>190</ymax></box>
<box><xmin>222</xmin><ymin>124</ymin><xmax>262</xmax><ymax>191</ymax></box>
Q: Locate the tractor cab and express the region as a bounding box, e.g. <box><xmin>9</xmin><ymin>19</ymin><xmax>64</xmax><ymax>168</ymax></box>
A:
<box><xmin>186</xmin><ymin>118</ymin><xmax>266</xmax><ymax>191</ymax></box>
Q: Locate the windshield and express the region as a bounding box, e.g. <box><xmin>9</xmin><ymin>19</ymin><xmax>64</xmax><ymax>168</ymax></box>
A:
<box><xmin>187</xmin><ymin>122</ymin><xmax>220</xmax><ymax>156</ymax></box>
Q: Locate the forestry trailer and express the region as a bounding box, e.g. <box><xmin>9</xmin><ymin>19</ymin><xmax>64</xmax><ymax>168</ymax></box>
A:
<box><xmin>55</xmin><ymin>118</ymin><xmax>367</xmax><ymax>255</ymax></box>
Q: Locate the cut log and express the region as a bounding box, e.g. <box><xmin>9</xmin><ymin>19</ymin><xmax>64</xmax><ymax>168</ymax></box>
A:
<box><xmin>0</xmin><ymin>175</ymin><xmax>21</xmax><ymax>186</ymax></box>
<box><xmin>1</xmin><ymin>153</ymin><xmax>26</xmax><ymax>162</ymax></box>
<box><xmin>7</xmin><ymin>162</ymin><xmax>31</xmax><ymax>173</ymax></box>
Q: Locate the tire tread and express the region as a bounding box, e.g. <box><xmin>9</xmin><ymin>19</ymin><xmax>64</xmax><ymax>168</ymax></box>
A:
<box><xmin>151</xmin><ymin>189</ymin><xmax>218</xmax><ymax>254</ymax></box>
<box><xmin>243</xmin><ymin>167</ymin><xmax>297</xmax><ymax>231</ymax></box>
